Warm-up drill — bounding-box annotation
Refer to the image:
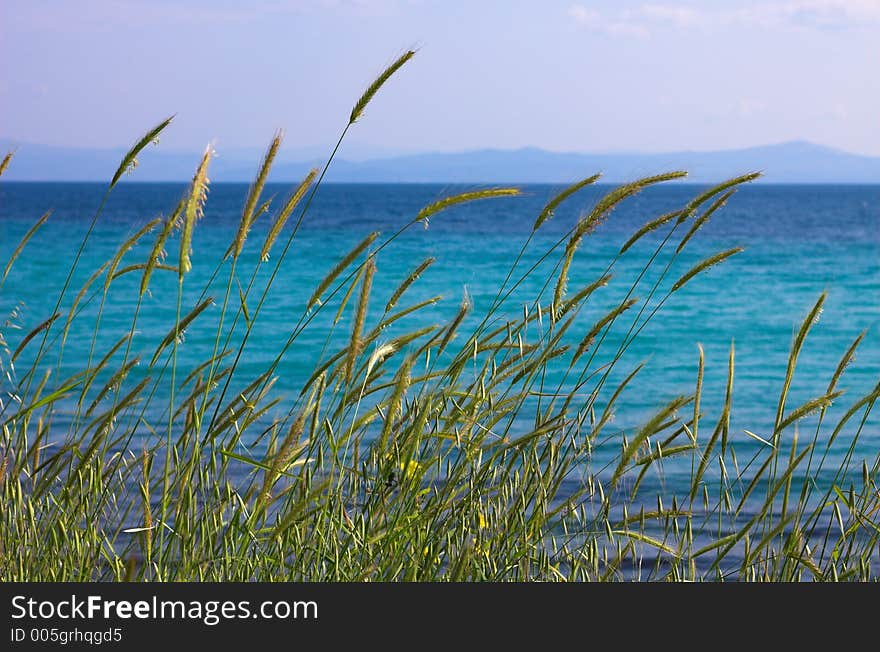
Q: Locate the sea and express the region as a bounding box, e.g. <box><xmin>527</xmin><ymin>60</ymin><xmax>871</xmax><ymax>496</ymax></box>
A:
<box><xmin>1</xmin><ymin>182</ymin><xmax>878</xmax><ymax>492</ymax></box>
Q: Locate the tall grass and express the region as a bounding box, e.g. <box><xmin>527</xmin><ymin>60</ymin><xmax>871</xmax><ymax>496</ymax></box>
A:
<box><xmin>1</xmin><ymin>54</ymin><xmax>878</xmax><ymax>581</ymax></box>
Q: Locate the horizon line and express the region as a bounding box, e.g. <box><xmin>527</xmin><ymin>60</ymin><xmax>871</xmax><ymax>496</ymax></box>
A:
<box><xmin>1</xmin><ymin>138</ymin><xmax>878</xmax><ymax>160</ymax></box>
<box><xmin>4</xmin><ymin>179</ymin><xmax>879</xmax><ymax>186</ymax></box>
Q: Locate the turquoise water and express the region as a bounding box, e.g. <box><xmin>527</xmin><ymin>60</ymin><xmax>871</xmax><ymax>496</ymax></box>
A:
<box><xmin>1</xmin><ymin>182</ymin><xmax>878</xmax><ymax>489</ymax></box>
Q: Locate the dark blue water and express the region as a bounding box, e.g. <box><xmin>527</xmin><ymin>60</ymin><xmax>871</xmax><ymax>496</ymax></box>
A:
<box><xmin>1</xmin><ymin>182</ymin><xmax>878</xmax><ymax>486</ymax></box>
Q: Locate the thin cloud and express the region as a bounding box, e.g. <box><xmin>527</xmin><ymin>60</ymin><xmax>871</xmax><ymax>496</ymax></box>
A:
<box><xmin>568</xmin><ymin>5</ymin><xmax>650</xmax><ymax>38</ymax></box>
<box><xmin>638</xmin><ymin>4</ymin><xmax>699</xmax><ymax>27</ymax></box>
<box><xmin>736</xmin><ymin>1</ymin><xmax>880</xmax><ymax>30</ymax></box>
<box><xmin>738</xmin><ymin>98</ymin><xmax>767</xmax><ymax>117</ymax></box>
<box><xmin>568</xmin><ymin>1</ymin><xmax>880</xmax><ymax>38</ymax></box>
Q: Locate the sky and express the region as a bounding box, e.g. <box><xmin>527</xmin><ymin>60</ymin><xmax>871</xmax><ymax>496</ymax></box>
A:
<box><xmin>2</xmin><ymin>0</ymin><xmax>879</xmax><ymax>157</ymax></box>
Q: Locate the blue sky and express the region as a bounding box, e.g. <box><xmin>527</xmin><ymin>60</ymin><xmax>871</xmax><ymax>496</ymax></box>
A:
<box><xmin>2</xmin><ymin>0</ymin><xmax>878</xmax><ymax>156</ymax></box>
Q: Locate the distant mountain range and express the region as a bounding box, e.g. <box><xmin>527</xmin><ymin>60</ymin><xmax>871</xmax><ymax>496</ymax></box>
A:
<box><xmin>1</xmin><ymin>140</ymin><xmax>878</xmax><ymax>183</ymax></box>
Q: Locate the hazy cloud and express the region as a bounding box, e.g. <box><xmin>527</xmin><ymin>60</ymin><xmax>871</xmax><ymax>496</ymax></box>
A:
<box><xmin>569</xmin><ymin>1</ymin><xmax>880</xmax><ymax>37</ymax></box>
<box><xmin>737</xmin><ymin>1</ymin><xmax>880</xmax><ymax>29</ymax></box>
<box><xmin>737</xmin><ymin>98</ymin><xmax>767</xmax><ymax>117</ymax></box>
<box><xmin>568</xmin><ymin>4</ymin><xmax>650</xmax><ymax>38</ymax></box>
<box><xmin>638</xmin><ymin>4</ymin><xmax>699</xmax><ymax>27</ymax></box>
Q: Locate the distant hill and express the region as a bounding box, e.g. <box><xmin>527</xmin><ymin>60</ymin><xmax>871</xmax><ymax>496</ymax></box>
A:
<box><xmin>1</xmin><ymin>140</ymin><xmax>878</xmax><ymax>184</ymax></box>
